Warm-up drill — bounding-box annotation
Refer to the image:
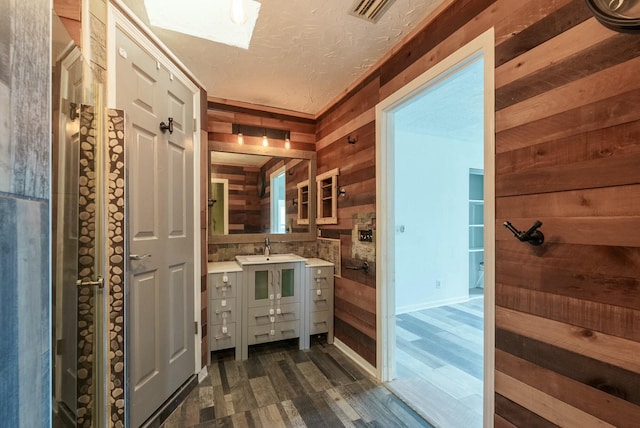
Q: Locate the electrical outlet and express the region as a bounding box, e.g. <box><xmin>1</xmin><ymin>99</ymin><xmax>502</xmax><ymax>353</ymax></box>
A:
<box><xmin>436</xmin><ymin>280</ymin><xmax>441</xmax><ymax>289</ymax></box>
<box><xmin>359</xmin><ymin>229</ymin><xmax>373</xmax><ymax>242</ymax></box>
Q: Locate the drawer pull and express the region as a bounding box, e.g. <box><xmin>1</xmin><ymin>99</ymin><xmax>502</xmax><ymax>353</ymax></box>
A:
<box><xmin>214</xmin><ymin>333</ymin><xmax>230</xmax><ymax>340</ymax></box>
<box><xmin>216</xmin><ymin>309</ymin><xmax>232</xmax><ymax>314</ymax></box>
<box><xmin>254</xmin><ymin>332</ymin><xmax>270</xmax><ymax>338</ymax></box>
<box><xmin>315</xmin><ymin>277</ymin><xmax>327</xmax><ymax>281</ymax></box>
<box><xmin>254</xmin><ymin>314</ymin><xmax>270</xmax><ymax>320</ymax></box>
<box><xmin>313</xmin><ymin>321</ymin><xmax>327</xmax><ymax>325</ymax></box>
<box><xmin>280</xmin><ymin>311</ymin><xmax>295</xmax><ymax>316</ymax></box>
<box><xmin>216</xmin><ymin>283</ymin><xmax>232</xmax><ymax>289</ymax></box>
<box><xmin>281</xmin><ymin>328</ymin><xmax>296</xmax><ymax>334</ymax></box>
<box><xmin>314</xmin><ymin>298</ymin><xmax>327</xmax><ymax>303</ymax></box>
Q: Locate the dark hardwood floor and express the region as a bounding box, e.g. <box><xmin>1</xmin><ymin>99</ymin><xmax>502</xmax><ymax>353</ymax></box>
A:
<box><xmin>388</xmin><ymin>295</ymin><xmax>484</xmax><ymax>428</ymax></box>
<box><xmin>160</xmin><ymin>337</ymin><xmax>434</xmax><ymax>427</ymax></box>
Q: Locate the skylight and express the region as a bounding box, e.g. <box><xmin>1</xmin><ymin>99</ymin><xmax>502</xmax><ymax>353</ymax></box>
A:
<box><xmin>144</xmin><ymin>0</ymin><xmax>261</xmax><ymax>49</ymax></box>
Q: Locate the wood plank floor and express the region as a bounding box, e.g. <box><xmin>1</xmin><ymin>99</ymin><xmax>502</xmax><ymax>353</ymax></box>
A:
<box><xmin>388</xmin><ymin>296</ymin><xmax>484</xmax><ymax>428</ymax></box>
<box><xmin>160</xmin><ymin>337</ymin><xmax>434</xmax><ymax>427</ymax></box>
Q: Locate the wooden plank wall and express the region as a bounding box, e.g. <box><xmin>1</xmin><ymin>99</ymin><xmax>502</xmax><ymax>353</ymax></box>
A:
<box><xmin>316</xmin><ymin>0</ymin><xmax>640</xmax><ymax>424</ymax></box>
<box><xmin>207</xmin><ymin>100</ymin><xmax>316</xmax><ymax>153</ymax></box>
<box><xmin>257</xmin><ymin>157</ymin><xmax>310</xmax><ymax>234</ymax></box>
<box><xmin>207</xmin><ymin>98</ymin><xmax>316</xmax><ymax>246</ymax></box>
<box><xmin>53</xmin><ymin>0</ymin><xmax>81</xmax><ymax>47</ymax></box>
<box><xmin>212</xmin><ymin>163</ymin><xmax>262</xmax><ymax>233</ymax></box>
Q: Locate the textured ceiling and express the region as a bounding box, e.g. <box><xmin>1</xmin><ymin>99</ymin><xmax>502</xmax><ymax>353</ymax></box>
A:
<box><xmin>121</xmin><ymin>0</ymin><xmax>446</xmax><ymax>115</ymax></box>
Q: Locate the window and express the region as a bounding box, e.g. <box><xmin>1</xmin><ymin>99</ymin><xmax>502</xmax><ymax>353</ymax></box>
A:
<box><xmin>270</xmin><ymin>166</ymin><xmax>286</xmax><ymax>233</ymax></box>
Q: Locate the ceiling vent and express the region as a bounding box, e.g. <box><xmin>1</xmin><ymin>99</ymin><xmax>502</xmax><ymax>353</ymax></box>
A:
<box><xmin>349</xmin><ymin>0</ymin><xmax>397</xmax><ymax>23</ymax></box>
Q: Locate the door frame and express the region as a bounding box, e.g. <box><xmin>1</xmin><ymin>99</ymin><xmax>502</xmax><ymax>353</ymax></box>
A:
<box><xmin>106</xmin><ymin>0</ymin><xmax>203</xmax><ymax>420</ymax></box>
<box><xmin>375</xmin><ymin>28</ymin><xmax>495</xmax><ymax>427</ymax></box>
<box><xmin>211</xmin><ymin>178</ymin><xmax>229</xmax><ymax>235</ymax></box>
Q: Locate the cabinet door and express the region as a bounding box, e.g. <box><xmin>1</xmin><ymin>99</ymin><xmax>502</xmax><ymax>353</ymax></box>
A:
<box><xmin>209</xmin><ymin>272</ymin><xmax>238</xmax><ymax>299</ymax></box>
<box><xmin>246</xmin><ymin>266</ymin><xmax>273</xmax><ymax>307</ymax></box>
<box><xmin>307</xmin><ymin>266</ymin><xmax>333</xmax><ymax>290</ymax></box>
<box><xmin>274</xmin><ymin>262</ymin><xmax>300</xmax><ymax>305</ymax></box>
<box><xmin>210</xmin><ymin>297</ymin><xmax>237</xmax><ymax>325</ymax></box>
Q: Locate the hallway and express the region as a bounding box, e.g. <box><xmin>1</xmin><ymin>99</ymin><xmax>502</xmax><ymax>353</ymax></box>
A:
<box><xmin>389</xmin><ymin>297</ymin><xmax>484</xmax><ymax>428</ymax></box>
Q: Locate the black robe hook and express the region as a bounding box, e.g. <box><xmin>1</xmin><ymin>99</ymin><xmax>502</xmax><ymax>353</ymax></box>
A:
<box><xmin>503</xmin><ymin>220</ymin><xmax>544</xmax><ymax>246</ymax></box>
<box><xmin>160</xmin><ymin>117</ymin><xmax>173</xmax><ymax>134</ymax></box>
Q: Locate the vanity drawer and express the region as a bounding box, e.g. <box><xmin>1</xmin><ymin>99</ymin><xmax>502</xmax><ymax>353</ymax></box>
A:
<box><xmin>210</xmin><ymin>323</ymin><xmax>236</xmax><ymax>351</ymax></box>
<box><xmin>209</xmin><ymin>272</ymin><xmax>238</xmax><ymax>299</ymax></box>
<box><xmin>307</xmin><ymin>267</ymin><xmax>333</xmax><ymax>290</ymax></box>
<box><xmin>209</xmin><ymin>297</ymin><xmax>237</xmax><ymax>325</ymax></box>
<box><xmin>247</xmin><ymin>321</ymin><xmax>299</xmax><ymax>345</ymax></box>
<box><xmin>308</xmin><ymin>289</ymin><xmax>331</xmax><ymax>312</ymax></box>
<box><xmin>247</xmin><ymin>303</ymin><xmax>299</xmax><ymax>326</ymax></box>
<box><xmin>310</xmin><ymin>311</ymin><xmax>330</xmax><ymax>335</ymax></box>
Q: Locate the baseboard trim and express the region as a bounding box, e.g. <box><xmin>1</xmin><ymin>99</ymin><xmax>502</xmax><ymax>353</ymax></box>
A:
<box><xmin>333</xmin><ymin>337</ymin><xmax>377</xmax><ymax>379</ymax></box>
<box><xmin>396</xmin><ymin>295</ymin><xmax>470</xmax><ymax>314</ymax></box>
<box><xmin>198</xmin><ymin>365</ymin><xmax>208</xmax><ymax>383</ymax></box>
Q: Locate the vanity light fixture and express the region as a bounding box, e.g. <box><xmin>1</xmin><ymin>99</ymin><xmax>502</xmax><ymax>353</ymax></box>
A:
<box><xmin>284</xmin><ymin>132</ymin><xmax>291</xmax><ymax>150</ymax></box>
<box><xmin>231</xmin><ymin>124</ymin><xmax>290</xmax><ymax>147</ymax></box>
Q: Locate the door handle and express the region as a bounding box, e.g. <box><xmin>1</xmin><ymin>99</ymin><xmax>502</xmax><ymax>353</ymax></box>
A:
<box><xmin>76</xmin><ymin>276</ymin><xmax>104</xmax><ymax>289</ymax></box>
<box><xmin>129</xmin><ymin>254</ymin><xmax>151</xmax><ymax>260</ymax></box>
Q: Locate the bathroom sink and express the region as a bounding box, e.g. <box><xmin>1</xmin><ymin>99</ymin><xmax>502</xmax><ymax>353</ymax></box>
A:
<box><xmin>235</xmin><ymin>253</ymin><xmax>308</xmax><ymax>265</ymax></box>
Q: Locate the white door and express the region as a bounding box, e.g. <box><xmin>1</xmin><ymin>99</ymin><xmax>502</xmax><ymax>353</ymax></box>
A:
<box><xmin>55</xmin><ymin>46</ymin><xmax>83</xmax><ymax>416</ymax></box>
<box><xmin>115</xmin><ymin>28</ymin><xmax>195</xmax><ymax>427</ymax></box>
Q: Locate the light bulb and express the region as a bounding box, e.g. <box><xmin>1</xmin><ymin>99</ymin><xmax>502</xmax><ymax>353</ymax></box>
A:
<box><xmin>230</xmin><ymin>0</ymin><xmax>247</xmax><ymax>25</ymax></box>
<box><xmin>237</xmin><ymin>132</ymin><xmax>244</xmax><ymax>145</ymax></box>
<box><xmin>262</xmin><ymin>135</ymin><xmax>269</xmax><ymax>147</ymax></box>
<box><xmin>284</xmin><ymin>138</ymin><xmax>291</xmax><ymax>150</ymax></box>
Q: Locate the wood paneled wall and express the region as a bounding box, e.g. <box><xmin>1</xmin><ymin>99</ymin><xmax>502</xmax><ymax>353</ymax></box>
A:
<box><xmin>53</xmin><ymin>0</ymin><xmax>81</xmax><ymax>47</ymax></box>
<box><xmin>207</xmin><ymin>100</ymin><xmax>317</xmax><ymax>247</ymax></box>
<box><xmin>316</xmin><ymin>0</ymin><xmax>640</xmax><ymax>425</ymax></box>
<box><xmin>212</xmin><ymin>163</ymin><xmax>262</xmax><ymax>233</ymax></box>
<box><xmin>207</xmin><ymin>99</ymin><xmax>316</xmax><ymax>153</ymax></box>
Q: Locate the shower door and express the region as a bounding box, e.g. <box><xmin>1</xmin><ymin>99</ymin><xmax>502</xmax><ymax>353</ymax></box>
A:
<box><xmin>52</xmin><ymin>11</ymin><xmax>108</xmax><ymax>427</ymax></box>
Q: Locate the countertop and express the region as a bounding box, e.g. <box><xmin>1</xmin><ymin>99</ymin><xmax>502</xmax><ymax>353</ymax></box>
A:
<box><xmin>305</xmin><ymin>258</ymin><xmax>335</xmax><ymax>268</ymax></box>
<box><xmin>208</xmin><ymin>257</ymin><xmax>334</xmax><ymax>273</ymax></box>
<box><xmin>207</xmin><ymin>261</ymin><xmax>243</xmax><ymax>274</ymax></box>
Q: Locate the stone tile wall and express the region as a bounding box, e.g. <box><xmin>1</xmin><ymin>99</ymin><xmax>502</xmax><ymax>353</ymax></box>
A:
<box><xmin>208</xmin><ymin>241</ymin><xmax>318</xmax><ymax>262</ymax></box>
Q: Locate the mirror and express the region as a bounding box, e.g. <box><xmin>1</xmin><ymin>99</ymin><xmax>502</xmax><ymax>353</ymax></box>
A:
<box><xmin>209</xmin><ymin>141</ymin><xmax>316</xmax><ymax>243</ymax></box>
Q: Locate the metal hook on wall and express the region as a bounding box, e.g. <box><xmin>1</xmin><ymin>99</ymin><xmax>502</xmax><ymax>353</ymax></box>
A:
<box><xmin>503</xmin><ymin>220</ymin><xmax>544</xmax><ymax>246</ymax></box>
<box><xmin>346</xmin><ymin>261</ymin><xmax>369</xmax><ymax>273</ymax></box>
<box><xmin>160</xmin><ymin>117</ymin><xmax>174</xmax><ymax>134</ymax></box>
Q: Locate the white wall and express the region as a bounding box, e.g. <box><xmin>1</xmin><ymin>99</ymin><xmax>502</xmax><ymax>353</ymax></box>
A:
<box><xmin>394</xmin><ymin>59</ymin><xmax>484</xmax><ymax>313</ymax></box>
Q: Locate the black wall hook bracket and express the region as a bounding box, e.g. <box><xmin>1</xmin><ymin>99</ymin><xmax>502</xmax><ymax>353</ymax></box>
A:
<box><xmin>160</xmin><ymin>117</ymin><xmax>174</xmax><ymax>134</ymax></box>
<box><xmin>503</xmin><ymin>220</ymin><xmax>544</xmax><ymax>246</ymax></box>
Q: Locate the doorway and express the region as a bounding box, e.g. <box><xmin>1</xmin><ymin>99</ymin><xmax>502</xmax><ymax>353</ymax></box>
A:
<box><xmin>210</xmin><ymin>178</ymin><xmax>229</xmax><ymax>235</ymax></box>
<box><xmin>376</xmin><ymin>29</ymin><xmax>495</xmax><ymax>427</ymax></box>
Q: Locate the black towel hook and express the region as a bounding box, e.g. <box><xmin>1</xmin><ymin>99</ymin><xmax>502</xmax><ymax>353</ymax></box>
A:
<box><xmin>160</xmin><ymin>117</ymin><xmax>174</xmax><ymax>134</ymax></box>
<box><xmin>503</xmin><ymin>220</ymin><xmax>544</xmax><ymax>246</ymax></box>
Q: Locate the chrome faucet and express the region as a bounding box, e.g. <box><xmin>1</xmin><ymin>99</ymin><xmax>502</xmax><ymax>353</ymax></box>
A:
<box><xmin>264</xmin><ymin>237</ymin><xmax>271</xmax><ymax>256</ymax></box>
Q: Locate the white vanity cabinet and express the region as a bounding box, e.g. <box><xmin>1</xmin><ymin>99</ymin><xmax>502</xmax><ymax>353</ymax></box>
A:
<box><xmin>239</xmin><ymin>259</ymin><xmax>306</xmax><ymax>359</ymax></box>
<box><xmin>207</xmin><ymin>262</ymin><xmax>243</xmax><ymax>361</ymax></box>
<box><xmin>302</xmin><ymin>259</ymin><xmax>334</xmax><ymax>349</ymax></box>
